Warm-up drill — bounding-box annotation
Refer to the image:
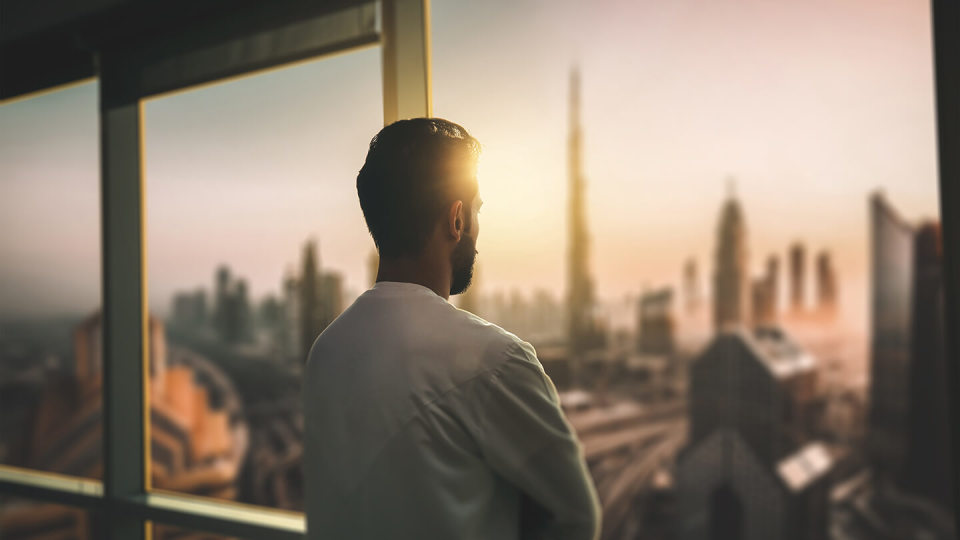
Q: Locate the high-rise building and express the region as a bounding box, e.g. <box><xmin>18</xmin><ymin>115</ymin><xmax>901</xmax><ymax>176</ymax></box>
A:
<box><xmin>751</xmin><ymin>277</ymin><xmax>774</xmax><ymax>328</ymax></box>
<box><xmin>713</xmin><ymin>190</ymin><xmax>750</xmax><ymax>332</ymax></box>
<box><xmin>171</xmin><ymin>289</ymin><xmax>208</xmax><ymax>329</ymax></box>
<box><xmin>867</xmin><ymin>194</ymin><xmax>914</xmax><ymax>487</ymax></box>
<box><xmin>767</xmin><ymin>254</ymin><xmax>780</xmax><ymax>314</ymax></box>
<box><xmin>677</xmin><ymin>327</ymin><xmax>831</xmax><ymax>540</ymax></box>
<box><xmin>566</xmin><ymin>67</ymin><xmax>603</xmax><ymax>355</ymax></box>
<box><xmin>290</xmin><ymin>240</ymin><xmax>346</xmax><ymax>362</ymax></box>
<box><xmin>789</xmin><ymin>242</ymin><xmax>806</xmax><ymax>313</ymax></box>
<box><xmin>212</xmin><ymin>266</ymin><xmax>254</xmax><ymax>344</ymax></box>
<box><xmin>868</xmin><ymin>193</ymin><xmax>953</xmax><ymax>511</ymax></box>
<box><xmin>636</xmin><ymin>287</ymin><xmax>675</xmax><ymax>356</ymax></box>
<box><xmin>752</xmin><ymin>255</ymin><xmax>779</xmax><ymax>327</ymax></box>
<box><xmin>815</xmin><ymin>250</ymin><xmax>837</xmax><ymax>315</ymax></box>
<box><xmin>683</xmin><ymin>258</ymin><xmax>700</xmax><ymax>313</ymax></box>
<box><xmin>299</xmin><ymin>240</ymin><xmax>321</xmax><ymax>362</ymax></box>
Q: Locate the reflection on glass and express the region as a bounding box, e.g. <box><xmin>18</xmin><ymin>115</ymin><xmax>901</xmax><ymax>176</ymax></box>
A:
<box><xmin>0</xmin><ymin>82</ymin><xmax>103</xmax><ymax>478</ymax></box>
<box><xmin>143</xmin><ymin>48</ymin><xmax>383</xmax><ymax>510</ymax></box>
<box><xmin>431</xmin><ymin>1</ymin><xmax>953</xmax><ymax>539</ymax></box>
<box><xmin>0</xmin><ymin>496</ymin><xmax>97</xmax><ymax>539</ymax></box>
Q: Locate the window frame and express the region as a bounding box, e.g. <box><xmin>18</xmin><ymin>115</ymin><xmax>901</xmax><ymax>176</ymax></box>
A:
<box><xmin>0</xmin><ymin>1</ymin><xmax>431</xmax><ymax>538</ymax></box>
<box><xmin>3</xmin><ymin>0</ymin><xmax>960</xmax><ymax>537</ymax></box>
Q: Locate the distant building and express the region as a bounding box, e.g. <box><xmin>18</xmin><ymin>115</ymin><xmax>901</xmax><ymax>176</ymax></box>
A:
<box><xmin>566</xmin><ymin>67</ymin><xmax>604</xmax><ymax>356</ymax></box>
<box><xmin>751</xmin><ymin>256</ymin><xmax>779</xmax><ymax>328</ymax></box>
<box><xmin>171</xmin><ymin>289</ymin><xmax>208</xmax><ymax>329</ymax></box>
<box><xmin>751</xmin><ymin>277</ymin><xmax>774</xmax><ymax>328</ymax></box>
<box><xmin>815</xmin><ymin>250</ymin><xmax>837</xmax><ymax>316</ymax></box>
<box><xmin>713</xmin><ymin>191</ymin><xmax>750</xmax><ymax>332</ymax></box>
<box><xmin>683</xmin><ymin>258</ymin><xmax>700</xmax><ymax>314</ymax></box>
<box><xmin>789</xmin><ymin>243</ymin><xmax>806</xmax><ymax>313</ymax></box>
<box><xmin>868</xmin><ymin>194</ymin><xmax>953</xmax><ymax>511</ymax></box>
<box><xmin>767</xmin><ymin>255</ymin><xmax>779</xmax><ymax>316</ymax></box>
<box><xmin>212</xmin><ymin>266</ymin><xmax>254</xmax><ymax>344</ymax></box>
<box><xmin>636</xmin><ymin>287</ymin><xmax>675</xmax><ymax>356</ymax></box>
<box><xmin>677</xmin><ymin>327</ymin><xmax>832</xmax><ymax>540</ymax></box>
<box><xmin>284</xmin><ymin>240</ymin><xmax>345</xmax><ymax>363</ymax></box>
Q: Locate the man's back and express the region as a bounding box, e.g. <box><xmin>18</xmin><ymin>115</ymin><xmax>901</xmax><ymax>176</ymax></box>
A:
<box><xmin>303</xmin><ymin>281</ymin><xmax>600</xmax><ymax>540</ymax></box>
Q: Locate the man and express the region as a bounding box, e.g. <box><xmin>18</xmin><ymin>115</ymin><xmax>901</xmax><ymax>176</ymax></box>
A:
<box><xmin>303</xmin><ymin>118</ymin><xmax>600</xmax><ymax>539</ymax></box>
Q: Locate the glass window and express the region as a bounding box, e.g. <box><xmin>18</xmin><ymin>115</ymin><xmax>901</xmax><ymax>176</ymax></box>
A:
<box><xmin>0</xmin><ymin>495</ymin><xmax>98</xmax><ymax>539</ymax></box>
<box><xmin>143</xmin><ymin>49</ymin><xmax>382</xmax><ymax>511</ymax></box>
<box><xmin>0</xmin><ymin>82</ymin><xmax>103</xmax><ymax>479</ymax></box>
<box><xmin>433</xmin><ymin>1</ymin><xmax>951</xmax><ymax>539</ymax></box>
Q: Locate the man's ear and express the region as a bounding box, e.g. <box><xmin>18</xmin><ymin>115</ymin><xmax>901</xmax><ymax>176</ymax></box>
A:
<box><xmin>448</xmin><ymin>200</ymin><xmax>464</xmax><ymax>242</ymax></box>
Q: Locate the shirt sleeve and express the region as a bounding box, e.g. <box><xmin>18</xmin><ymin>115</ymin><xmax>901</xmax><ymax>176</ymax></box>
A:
<box><xmin>462</xmin><ymin>340</ymin><xmax>601</xmax><ymax>540</ymax></box>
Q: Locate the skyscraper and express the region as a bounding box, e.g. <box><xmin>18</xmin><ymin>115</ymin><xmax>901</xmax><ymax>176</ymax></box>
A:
<box><xmin>869</xmin><ymin>193</ymin><xmax>953</xmax><ymax>511</ymax></box>
<box><xmin>767</xmin><ymin>254</ymin><xmax>780</xmax><ymax>313</ymax></box>
<box><xmin>789</xmin><ymin>242</ymin><xmax>806</xmax><ymax>313</ymax></box>
<box><xmin>752</xmin><ymin>255</ymin><xmax>779</xmax><ymax>327</ymax></box>
<box><xmin>683</xmin><ymin>258</ymin><xmax>700</xmax><ymax>313</ymax></box>
<box><xmin>815</xmin><ymin>250</ymin><xmax>838</xmax><ymax>315</ymax></box>
<box><xmin>713</xmin><ymin>188</ymin><xmax>750</xmax><ymax>332</ymax></box>
<box><xmin>566</xmin><ymin>67</ymin><xmax>601</xmax><ymax>354</ymax></box>
<box><xmin>299</xmin><ymin>240</ymin><xmax>321</xmax><ymax>362</ymax></box>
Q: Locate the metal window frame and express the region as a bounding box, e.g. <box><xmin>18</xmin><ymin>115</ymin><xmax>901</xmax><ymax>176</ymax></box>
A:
<box><xmin>931</xmin><ymin>0</ymin><xmax>960</xmax><ymax>535</ymax></box>
<box><xmin>4</xmin><ymin>0</ymin><xmax>958</xmax><ymax>537</ymax></box>
<box><xmin>0</xmin><ymin>1</ymin><xmax>430</xmax><ymax>538</ymax></box>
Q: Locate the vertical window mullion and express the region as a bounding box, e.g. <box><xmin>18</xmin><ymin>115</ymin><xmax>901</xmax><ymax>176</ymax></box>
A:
<box><xmin>99</xmin><ymin>54</ymin><xmax>149</xmax><ymax>540</ymax></box>
<box><xmin>381</xmin><ymin>0</ymin><xmax>432</xmax><ymax>123</ymax></box>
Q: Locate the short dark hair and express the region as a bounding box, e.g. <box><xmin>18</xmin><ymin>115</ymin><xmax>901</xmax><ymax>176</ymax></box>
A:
<box><xmin>357</xmin><ymin>118</ymin><xmax>480</xmax><ymax>258</ymax></box>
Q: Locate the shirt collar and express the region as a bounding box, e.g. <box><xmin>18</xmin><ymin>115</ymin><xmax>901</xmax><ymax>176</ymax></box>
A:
<box><xmin>371</xmin><ymin>280</ymin><xmax>445</xmax><ymax>299</ymax></box>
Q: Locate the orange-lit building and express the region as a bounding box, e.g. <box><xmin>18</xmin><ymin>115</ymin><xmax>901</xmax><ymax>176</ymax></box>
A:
<box><xmin>0</xmin><ymin>313</ymin><xmax>246</xmax><ymax>539</ymax></box>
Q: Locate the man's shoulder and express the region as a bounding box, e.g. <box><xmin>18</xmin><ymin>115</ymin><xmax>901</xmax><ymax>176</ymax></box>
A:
<box><xmin>450</xmin><ymin>307</ymin><xmax>540</xmax><ymax>371</ymax></box>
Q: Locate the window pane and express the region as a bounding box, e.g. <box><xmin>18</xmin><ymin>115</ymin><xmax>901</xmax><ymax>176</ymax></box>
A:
<box><xmin>433</xmin><ymin>2</ymin><xmax>951</xmax><ymax>539</ymax></box>
<box><xmin>143</xmin><ymin>49</ymin><xmax>382</xmax><ymax>510</ymax></box>
<box><xmin>0</xmin><ymin>495</ymin><xmax>98</xmax><ymax>539</ymax></box>
<box><xmin>0</xmin><ymin>82</ymin><xmax>103</xmax><ymax>479</ymax></box>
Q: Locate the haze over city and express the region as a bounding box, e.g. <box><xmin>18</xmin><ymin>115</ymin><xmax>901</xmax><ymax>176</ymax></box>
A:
<box><xmin>0</xmin><ymin>0</ymin><xmax>938</xmax><ymax>337</ymax></box>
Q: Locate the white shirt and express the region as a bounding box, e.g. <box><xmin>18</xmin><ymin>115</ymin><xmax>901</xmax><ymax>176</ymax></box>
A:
<box><xmin>303</xmin><ymin>281</ymin><xmax>600</xmax><ymax>540</ymax></box>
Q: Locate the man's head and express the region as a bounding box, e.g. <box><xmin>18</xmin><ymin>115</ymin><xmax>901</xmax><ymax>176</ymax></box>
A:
<box><xmin>357</xmin><ymin>118</ymin><xmax>482</xmax><ymax>296</ymax></box>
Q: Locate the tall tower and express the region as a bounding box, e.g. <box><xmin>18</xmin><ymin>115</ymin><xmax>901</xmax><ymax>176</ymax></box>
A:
<box><xmin>713</xmin><ymin>184</ymin><xmax>750</xmax><ymax>332</ymax></box>
<box><xmin>566</xmin><ymin>67</ymin><xmax>597</xmax><ymax>354</ymax></box>
<box><xmin>300</xmin><ymin>239</ymin><xmax>321</xmax><ymax>362</ymax></box>
<box><xmin>789</xmin><ymin>242</ymin><xmax>806</xmax><ymax>313</ymax></box>
<box><xmin>766</xmin><ymin>254</ymin><xmax>780</xmax><ymax>312</ymax></box>
<box><xmin>815</xmin><ymin>250</ymin><xmax>837</xmax><ymax>315</ymax></box>
<box><xmin>683</xmin><ymin>258</ymin><xmax>700</xmax><ymax>313</ymax></box>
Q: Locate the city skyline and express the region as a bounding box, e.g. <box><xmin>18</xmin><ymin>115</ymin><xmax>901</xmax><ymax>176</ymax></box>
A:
<box><xmin>0</xmin><ymin>0</ymin><xmax>939</xmax><ymax>332</ymax></box>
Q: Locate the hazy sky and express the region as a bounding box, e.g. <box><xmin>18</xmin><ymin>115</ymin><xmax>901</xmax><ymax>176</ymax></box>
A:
<box><xmin>0</xmin><ymin>0</ymin><xmax>940</xmax><ymax>325</ymax></box>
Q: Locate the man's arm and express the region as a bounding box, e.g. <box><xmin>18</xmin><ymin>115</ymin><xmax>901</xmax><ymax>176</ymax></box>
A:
<box><xmin>462</xmin><ymin>341</ymin><xmax>601</xmax><ymax>540</ymax></box>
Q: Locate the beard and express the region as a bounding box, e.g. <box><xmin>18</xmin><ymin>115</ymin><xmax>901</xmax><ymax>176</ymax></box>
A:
<box><xmin>449</xmin><ymin>232</ymin><xmax>477</xmax><ymax>296</ymax></box>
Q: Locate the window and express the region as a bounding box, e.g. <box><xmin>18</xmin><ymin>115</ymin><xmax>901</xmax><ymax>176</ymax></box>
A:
<box><xmin>0</xmin><ymin>82</ymin><xmax>102</xmax><ymax>479</ymax></box>
<box><xmin>432</xmin><ymin>1</ymin><xmax>952</xmax><ymax>538</ymax></box>
<box><xmin>142</xmin><ymin>48</ymin><xmax>382</xmax><ymax>511</ymax></box>
<box><xmin>0</xmin><ymin>1</ymin><xmax>429</xmax><ymax>538</ymax></box>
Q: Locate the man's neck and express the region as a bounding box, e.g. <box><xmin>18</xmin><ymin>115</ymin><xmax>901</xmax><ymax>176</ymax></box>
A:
<box><xmin>376</xmin><ymin>256</ymin><xmax>451</xmax><ymax>300</ymax></box>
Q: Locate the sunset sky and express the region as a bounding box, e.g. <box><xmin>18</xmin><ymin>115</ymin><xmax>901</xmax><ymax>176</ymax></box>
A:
<box><xmin>0</xmin><ymin>0</ymin><xmax>940</xmax><ymax>332</ymax></box>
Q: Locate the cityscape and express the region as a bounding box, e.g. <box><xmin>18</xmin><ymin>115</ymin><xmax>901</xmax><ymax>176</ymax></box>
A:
<box><xmin>0</xmin><ymin>62</ymin><xmax>954</xmax><ymax>539</ymax></box>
